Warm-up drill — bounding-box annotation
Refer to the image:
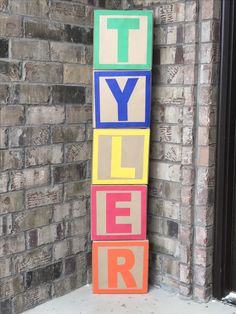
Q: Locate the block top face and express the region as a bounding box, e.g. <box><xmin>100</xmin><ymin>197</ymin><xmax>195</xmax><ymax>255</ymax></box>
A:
<box><xmin>93</xmin><ymin>70</ymin><xmax>151</xmax><ymax>128</ymax></box>
<box><xmin>94</xmin><ymin>10</ymin><xmax>153</xmax><ymax>70</ymax></box>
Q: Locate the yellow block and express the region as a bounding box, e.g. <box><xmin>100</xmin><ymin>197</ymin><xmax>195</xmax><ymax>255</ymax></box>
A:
<box><xmin>92</xmin><ymin>129</ymin><xmax>150</xmax><ymax>184</ymax></box>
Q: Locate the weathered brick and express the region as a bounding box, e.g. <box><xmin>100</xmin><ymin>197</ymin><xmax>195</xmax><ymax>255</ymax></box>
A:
<box><xmin>166</xmin><ymin>220</ymin><xmax>179</xmax><ymax>238</ymax></box>
<box><xmin>193</xmin><ymin>286</ymin><xmax>212</xmax><ymax>302</ymax></box>
<box><xmin>194</xmin><ymin>247</ymin><xmax>213</xmax><ymax>267</ymax></box>
<box><xmin>0</xmin><ymin>191</ymin><xmax>24</xmax><ymax>214</ymax></box>
<box><xmin>53</xmin><ymin>162</ymin><xmax>87</xmax><ymax>184</ymax></box>
<box><xmin>0</xmin><ymin>275</ymin><xmax>24</xmax><ymax>299</ymax></box>
<box><xmin>67</xmin><ymin>25</ymin><xmax>93</xmax><ymax>45</ymax></box>
<box><xmin>66</xmin><ymin>142</ymin><xmax>91</xmax><ymax>162</ymax></box>
<box><xmin>84</xmin><ymin>45</ymin><xmax>93</xmax><ymax>64</ymax></box>
<box><xmin>25</xmin><ymin>19</ymin><xmax>66</xmax><ymax>41</ymax></box>
<box><xmin>0</xmin><ymin>233</ymin><xmax>25</xmax><ymax>257</ymax></box>
<box><xmin>70</xmin><ymin>216</ymin><xmax>88</xmax><ymax>236</ymax></box>
<box><xmin>12</xmin><ymin>246</ymin><xmax>52</xmax><ymax>273</ymax></box>
<box><xmin>161</xmin><ymin>200</ymin><xmax>180</xmax><ymax>220</ymax></box>
<box><xmin>0</xmin><ymin>105</ymin><xmax>24</xmax><ymax>126</ymax></box>
<box><xmin>26</xmin><ymin>230</ymin><xmax>38</xmax><ymax>249</ymax></box>
<box><xmin>52</xmin><ymin>125</ymin><xmax>86</xmax><ymax>143</ymax></box>
<box><xmin>12</xmin><ymin>285</ymin><xmax>51</xmax><ymax>314</ymax></box>
<box><xmin>26</xmin><ymin>106</ymin><xmax>65</xmax><ymax>125</ymax></box>
<box><xmin>25</xmin><ymin>62</ymin><xmax>63</xmax><ymax>83</ymax></box>
<box><xmin>185</xmin><ymin>23</ymin><xmax>197</xmax><ymax>44</ymax></box>
<box><xmin>9</xmin><ymin>126</ymin><xmax>50</xmax><ymax>147</ymax></box>
<box><xmin>185</xmin><ymin>1</ymin><xmax>197</xmax><ymax>22</ymax></box>
<box><xmin>64</xmin><ymin>256</ymin><xmax>76</xmax><ymax>275</ymax></box>
<box><xmin>0</xmin><ymin>61</ymin><xmax>21</xmax><ymax>81</ymax></box>
<box><xmin>51</xmin><ymin>269</ymin><xmax>86</xmax><ymax>298</ymax></box>
<box><xmin>0</xmin><ymin>0</ymin><xmax>8</xmax><ymax>12</ymax></box>
<box><xmin>26</xmin><ymin>186</ymin><xmax>63</xmax><ymax>208</ymax></box>
<box><xmin>66</xmin><ymin>105</ymin><xmax>92</xmax><ymax>123</ymax></box>
<box><xmin>50</xmin><ymin>2</ymin><xmax>85</xmax><ymax>24</ymax></box>
<box><xmin>155</xmin><ymin>3</ymin><xmax>185</xmax><ymax>25</ymax></box>
<box><xmin>53</xmin><ymin>203</ymin><xmax>71</xmax><ymax>223</ymax></box>
<box><xmin>0</xmin><ymin>150</ymin><xmax>23</xmax><ymax>170</ymax></box>
<box><xmin>25</xmin><ymin>261</ymin><xmax>62</xmax><ymax>288</ymax></box>
<box><xmin>64</xmin><ymin>64</ymin><xmax>92</xmax><ymax>84</ymax></box>
<box><xmin>0</xmin><ymin>172</ymin><xmax>9</xmax><ymax>193</ymax></box>
<box><xmin>151</xmin><ymin>124</ymin><xmax>182</xmax><ymax>144</ymax></box>
<box><xmin>14</xmin><ymin>84</ymin><xmax>50</xmax><ymax>104</ymax></box>
<box><xmin>163</xmin><ymin>181</ymin><xmax>181</xmax><ymax>201</ymax></box>
<box><xmin>71</xmin><ymin>198</ymin><xmax>87</xmax><ymax>218</ymax></box>
<box><xmin>194</xmin><ymin>265</ymin><xmax>212</xmax><ymax>286</ymax></box>
<box><xmin>11</xmin><ymin>39</ymin><xmax>50</xmax><ymax>61</ymax></box>
<box><xmin>72</xmin><ymin>236</ymin><xmax>87</xmax><ymax>254</ymax></box>
<box><xmin>0</xmin><ymin>300</ymin><xmax>12</xmax><ymax>314</ymax></box>
<box><xmin>26</xmin><ymin>223</ymin><xmax>68</xmax><ymax>248</ymax></box>
<box><xmin>162</xmin><ymin>255</ymin><xmax>179</xmax><ymax>277</ymax></box>
<box><xmin>149</xmin><ymin>234</ymin><xmax>180</xmax><ymax>258</ymax></box>
<box><xmin>52</xmin><ymin>85</ymin><xmax>86</xmax><ymax>104</ymax></box>
<box><xmin>10</xmin><ymin>167</ymin><xmax>50</xmax><ymax>191</ymax></box>
<box><xmin>0</xmin><ymin>127</ymin><xmax>8</xmax><ymax>148</ymax></box>
<box><xmin>13</xmin><ymin>206</ymin><xmax>52</xmax><ymax>232</ymax></box>
<box><xmin>98</xmin><ymin>0</ymin><xmax>121</xmax><ymax>9</ymax></box>
<box><xmin>50</xmin><ymin>42</ymin><xmax>84</xmax><ymax>63</ymax></box>
<box><xmin>183</xmin><ymin>45</ymin><xmax>196</xmax><ymax>64</ymax></box>
<box><xmin>0</xmin><ymin>214</ymin><xmax>12</xmax><ymax>236</ymax></box>
<box><xmin>150</xmin><ymin>161</ymin><xmax>181</xmax><ymax>182</ymax></box>
<box><xmin>201</xmin><ymin>20</ymin><xmax>220</xmax><ymax>43</ymax></box>
<box><xmin>148</xmin><ymin>215</ymin><xmax>162</xmax><ymax>235</ymax></box>
<box><xmin>53</xmin><ymin>239</ymin><xmax>71</xmax><ymax>260</ymax></box>
<box><xmin>25</xmin><ymin>145</ymin><xmax>63</xmax><ymax>167</ymax></box>
<box><xmin>180</xmin><ymin>263</ymin><xmax>191</xmax><ymax>284</ymax></box>
<box><xmin>0</xmin><ymin>257</ymin><xmax>11</xmax><ymax>278</ymax></box>
<box><xmin>202</xmin><ymin>0</ymin><xmax>221</xmax><ymax>20</ymax></box>
<box><xmin>0</xmin><ymin>84</ymin><xmax>9</xmax><ymax>104</ymax></box>
<box><xmin>153</xmin><ymin>86</ymin><xmax>184</xmax><ymax>106</ymax></box>
<box><xmin>200</xmin><ymin>64</ymin><xmax>218</xmax><ymax>84</ymax></box>
<box><xmin>0</xmin><ymin>38</ymin><xmax>8</xmax><ymax>58</ymax></box>
<box><xmin>0</xmin><ymin>15</ymin><xmax>22</xmax><ymax>37</ymax></box>
<box><xmin>10</xmin><ymin>0</ymin><xmax>49</xmax><ymax>16</ymax></box>
<box><xmin>195</xmin><ymin>226</ymin><xmax>213</xmax><ymax>247</ymax></box>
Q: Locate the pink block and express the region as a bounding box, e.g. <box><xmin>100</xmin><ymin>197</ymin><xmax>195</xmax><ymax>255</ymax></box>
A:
<box><xmin>91</xmin><ymin>185</ymin><xmax>147</xmax><ymax>240</ymax></box>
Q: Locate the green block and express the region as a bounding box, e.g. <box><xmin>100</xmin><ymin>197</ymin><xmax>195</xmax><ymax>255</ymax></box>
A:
<box><xmin>94</xmin><ymin>10</ymin><xmax>153</xmax><ymax>70</ymax></box>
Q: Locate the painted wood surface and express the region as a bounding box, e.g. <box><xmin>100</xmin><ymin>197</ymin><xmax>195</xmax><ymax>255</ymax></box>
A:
<box><xmin>93</xmin><ymin>70</ymin><xmax>151</xmax><ymax>128</ymax></box>
<box><xmin>94</xmin><ymin>10</ymin><xmax>153</xmax><ymax>69</ymax></box>
<box><xmin>92</xmin><ymin>240</ymin><xmax>149</xmax><ymax>294</ymax></box>
<box><xmin>91</xmin><ymin>185</ymin><xmax>147</xmax><ymax>240</ymax></box>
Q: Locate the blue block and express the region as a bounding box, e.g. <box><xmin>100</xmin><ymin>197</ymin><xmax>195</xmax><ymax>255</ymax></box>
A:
<box><xmin>94</xmin><ymin>70</ymin><xmax>151</xmax><ymax>128</ymax></box>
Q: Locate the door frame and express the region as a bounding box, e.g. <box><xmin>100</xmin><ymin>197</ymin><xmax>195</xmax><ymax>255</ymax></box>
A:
<box><xmin>213</xmin><ymin>0</ymin><xmax>236</xmax><ymax>299</ymax></box>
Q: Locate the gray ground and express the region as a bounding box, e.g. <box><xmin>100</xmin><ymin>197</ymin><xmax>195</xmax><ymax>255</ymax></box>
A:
<box><xmin>24</xmin><ymin>285</ymin><xmax>236</xmax><ymax>314</ymax></box>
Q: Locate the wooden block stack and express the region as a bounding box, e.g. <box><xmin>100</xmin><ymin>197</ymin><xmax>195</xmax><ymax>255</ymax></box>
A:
<box><xmin>91</xmin><ymin>10</ymin><xmax>153</xmax><ymax>294</ymax></box>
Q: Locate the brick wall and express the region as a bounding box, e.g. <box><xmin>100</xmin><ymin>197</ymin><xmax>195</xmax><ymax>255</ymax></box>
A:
<box><xmin>0</xmin><ymin>0</ymin><xmax>221</xmax><ymax>312</ymax></box>
<box><xmin>123</xmin><ymin>0</ymin><xmax>221</xmax><ymax>301</ymax></box>
<box><xmin>0</xmin><ymin>1</ymin><xmax>122</xmax><ymax>313</ymax></box>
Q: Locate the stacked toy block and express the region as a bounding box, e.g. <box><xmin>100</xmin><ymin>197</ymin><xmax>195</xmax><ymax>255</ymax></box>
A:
<box><xmin>92</xmin><ymin>10</ymin><xmax>153</xmax><ymax>294</ymax></box>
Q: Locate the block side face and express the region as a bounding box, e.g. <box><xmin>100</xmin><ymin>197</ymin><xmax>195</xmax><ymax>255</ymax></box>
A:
<box><xmin>93</xmin><ymin>71</ymin><xmax>151</xmax><ymax>129</ymax></box>
<box><xmin>91</xmin><ymin>185</ymin><xmax>147</xmax><ymax>240</ymax></box>
<box><xmin>93</xmin><ymin>10</ymin><xmax>153</xmax><ymax>70</ymax></box>
<box><xmin>92</xmin><ymin>241</ymin><xmax>149</xmax><ymax>294</ymax></box>
<box><xmin>92</xmin><ymin>129</ymin><xmax>150</xmax><ymax>185</ymax></box>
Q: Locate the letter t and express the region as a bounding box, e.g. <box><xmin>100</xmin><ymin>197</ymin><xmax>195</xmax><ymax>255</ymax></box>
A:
<box><xmin>107</xmin><ymin>18</ymin><xmax>140</xmax><ymax>62</ymax></box>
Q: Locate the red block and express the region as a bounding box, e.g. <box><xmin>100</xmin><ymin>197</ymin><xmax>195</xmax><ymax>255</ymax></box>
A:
<box><xmin>91</xmin><ymin>185</ymin><xmax>147</xmax><ymax>240</ymax></box>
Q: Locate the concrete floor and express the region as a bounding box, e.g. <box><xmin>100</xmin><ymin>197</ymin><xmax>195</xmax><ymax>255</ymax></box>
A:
<box><xmin>24</xmin><ymin>285</ymin><xmax>235</xmax><ymax>314</ymax></box>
